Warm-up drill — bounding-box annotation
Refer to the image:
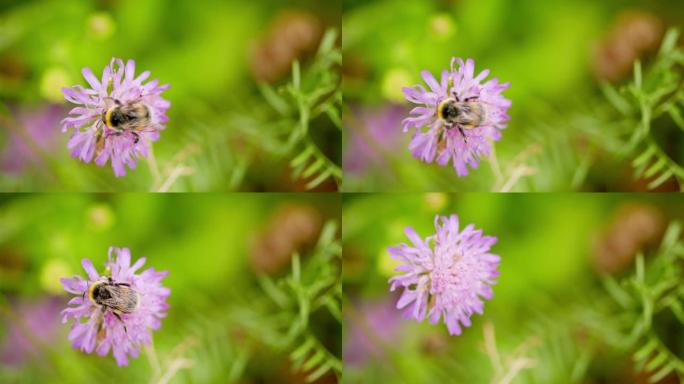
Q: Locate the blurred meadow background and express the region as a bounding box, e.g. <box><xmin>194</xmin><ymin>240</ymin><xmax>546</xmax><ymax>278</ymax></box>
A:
<box><xmin>343</xmin><ymin>0</ymin><xmax>684</xmax><ymax>192</ymax></box>
<box><xmin>0</xmin><ymin>0</ymin><xmax>341</xmax><ymax>192</ymax></box>
<box><xmin>343</xmin><ymin>193</ymin><xmax>684</xmax><ymax>383</ymax></box>
<box><xmin>0</xmin><ymin>194</ymin><xmax>341</xmax><ymax>383</ymax></box>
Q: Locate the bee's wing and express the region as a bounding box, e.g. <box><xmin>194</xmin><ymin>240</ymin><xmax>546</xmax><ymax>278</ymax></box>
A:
<box><xmin>99</xmin><ymin>285</ymin><xmax>139</xmax><ymax>313</ymax></box>
<box><xmin>94</xmin><ymin>308</ymin><xmax>106</xmax><ymax>346</ymax></box>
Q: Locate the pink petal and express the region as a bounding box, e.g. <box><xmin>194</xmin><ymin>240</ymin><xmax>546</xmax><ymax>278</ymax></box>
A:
<box><xmin>81</xmin><ymin>258</ymin><xmax>100</xmax><ymax>281</ymax></box>
<box><xmin>81</xmin><ymin>67</ymin><xmax>101</xmax><ymax>91</ymax></box>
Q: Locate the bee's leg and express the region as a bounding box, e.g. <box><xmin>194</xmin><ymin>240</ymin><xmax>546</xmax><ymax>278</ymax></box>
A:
<box><xmin>442</xmin><ymin>122</ymin><xmax>451</xmax><ymax>138</ymax></box>
<box><xmin>103</xmin><ymin>97</ymin><xmax>122</xmax><ymax>108</ymax></box>
<box><xmin>95</xmin><ymin>307</ymin><xmax>106</xmax><ymax>346</ymax></box>
<box><xmin>82</xmin><ymin>281</ymin><xmax>89</xmax><ymax>301</ymax></box>
<box><xmin>114</xmin><ymin>282</ymin><xmax>131</xmax><ymax>287</ymax></box>
<box><xmin>458</xmin><ymin>126</ymin><xmax>468</xmax><ymax>144</ymax></box>
<box><xmin>112</xmin><ymin>311</ymin><xmax>129</xmax><ymax>335</ymax></box>
<box><xmin>131</xmin><ymin>131</ymin><xmax>140</xmax><ymax>144</ymax></box>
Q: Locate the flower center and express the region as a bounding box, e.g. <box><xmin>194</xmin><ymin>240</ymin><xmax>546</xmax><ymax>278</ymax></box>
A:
<box><xmin>430</xmin><ymin>247</ymin><xmax>463</xmax><ymax>294</ymax></box>
<box><xmin>430</xmin><ymin>265</ymin><xmax>457</xmax><ymax>294</ymax></box>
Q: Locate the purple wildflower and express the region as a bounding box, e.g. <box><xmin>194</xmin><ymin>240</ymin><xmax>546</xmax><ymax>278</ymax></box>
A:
<box><xmin>402</xmin><ymin>58</ymin><xmax>511</xmax><ymax>176</ymax></box>
<box><xmin>60</xmin><ymin>247</ymin><xmax>170</xmax><ymax>366</ymax></box>
<box><xmin>344</xmin><ymin>297</ymin><xmax>403</xmax><ymax>367</ymax></box>
<box><xmin>344</xmin><ymin>104</ymin><xmax>406</xmax><ymax>174</ymax></box>
<box><xmin>0</xmin><ymin>297</ymin><xmax>62</xmax><ymax>366</ymax></box>
<box><xmin>61</xmin><ymin>58</ymin><xmax>170</xmax><ymax>177</ymax></box>
<box><xmin>1</xmin><ymin>104</ymin><xmax>63</xmax><ymax>173</ymax></box>
<box><xmin>388</xmin><ymin>214</ymin><xmax>500</xmax><ymax>335</ymax></box>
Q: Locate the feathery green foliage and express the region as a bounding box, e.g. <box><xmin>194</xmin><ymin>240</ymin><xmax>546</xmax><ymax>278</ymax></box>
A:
<box><xmin>236</xmin><ymin>29</ymin><xmax>342</xmax><ymax>190</ymax></box>
<box><xmin>228</xmin><ymin>220</ymin><xmax>342</xmax><ymax>382</ymax></box>
<box><xmin>175</xmin><ymin>220</ymin><xmax>341</xmax><ymax>383</ymax></box>
<box><xmin>602</xmin><ymin>28</ymin><xmax>684</xmax><ymax>190</ymax></box>
<box><xmin>600</xmin><ymin>221</ymin><xmax>684</xmax><ymax>383</ymax></box>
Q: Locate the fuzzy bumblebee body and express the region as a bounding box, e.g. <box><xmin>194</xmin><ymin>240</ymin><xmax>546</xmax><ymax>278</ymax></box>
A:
<box><xmin>88</xmin><ymin>279</ymin><xmax>140</xmax><ymax>314</ymax></box>
<box><xmin>103</xmin><ymin>101</ymin><xmax>151</xmax><ymax>133</ymax></box>
<box><xmin>87</xmin><ymin>277</ymin><xmax>140</xmax><ymax>343</ymax></box>
<box><xmin>437</xmin><ymin>97</ymin><xmax>486</xmax><ymax>130</ymax></box>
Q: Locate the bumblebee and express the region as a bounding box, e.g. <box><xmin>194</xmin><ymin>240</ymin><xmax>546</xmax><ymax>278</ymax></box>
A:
<box><xmin>86</xmin><ymin>277</ymin><xmax>140</xmax><ymax>342</ymax></box>
<box><xmin>436</xmin><ymin>96</ymin><xmax>486</xmax><ymax>142</ymax></box>
<box><xmin>102</xmin><ymin>99</ymin><xmax>152</xmax><ymax>144</ymax></box>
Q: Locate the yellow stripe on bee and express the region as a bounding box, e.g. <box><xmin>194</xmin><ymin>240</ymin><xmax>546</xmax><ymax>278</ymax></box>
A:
<box><xmin>88</xmin><ymin>281</ymin><xmax>99</xmax><ymax>302</ymax></box>
<box><xmin>437</xmin><ymin>99</ymin><xmax>448</xmax><ymax>120</ymax></box>
<box><xmin>104</xmin><ymin>108</ymin><xmax>114</xmax><ymax>128</ymax></box>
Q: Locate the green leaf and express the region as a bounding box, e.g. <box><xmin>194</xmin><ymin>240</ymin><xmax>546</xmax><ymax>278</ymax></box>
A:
<box><xmin>633</xmin><ymin>145</ymin><xmax>656</xmax><ymax>167</ymax></box>
<box><xmin>659</xmin><ymin>28</ymin><xmax>680</xmax><ymax>56</ymax></box>
<box><xmin>306</xmin><ymin>361</ymin><xmax>332</xmax><ymax>382</ymax></box>
<box><xmin>661</xmin><ymin>222</ymin><xmax>682</xmax><ymax>254</ymax></box>
<box><xmin>668</xmin><ymin>301</ymin><xmax>684</xmax><ymax>326</ymax></box>
<box><xmin>258</xmin><ymin>275</ymin><xmax>289</xmax><ymax>308</ymax></box>
<box><xmin>317</xmin><ymin>221</ymin><xmax>338</xmax><ymax>249</ymax></box>
<box><xmin>291</xmin><ymin>146</ymin><xmax>313</xmax><ymax>167</ymax></box>
<box><xmin>636</xmin><ymin>253</ymin><xmax>645</xmax><ymax>283</ymax></box>
<box><xmin>325</xmin><ymin>104</ymin><xmax>342</xmax><ymax>129</ymax></box>
<box><xmin>601</xmin><ymin>82</ymin><xmax>631</xmax><ymax>115</ymax></box>
<box><xmin>634</xmin><ymin>60</ymin><xmax>643</xmax><ymax>90</ymax></box>
<box><xmin>291</xmin><ymin>252</ymin><xmax>301</xmax><ymax>283</ymax></box>
<box><xmin>305</xmin><ymin>168</ymin><xmax>332</xmax><ymax>189</ymax></box>
<box><xmin>603</xmin><ymin>277</ymin><xmax>633</xmax><ymax>308</ymax></box>
<box><xmin>228</xmin><ymin>349</ymin><xmax>250</xmax><ymax>382</ymax></box>
<box><xmin>645</xmin><ymin>157</ymin><xmax>667</xmax><ymax>178</ymax></box>
<box><xmin>302</xmin><ymin>349</ymin><xmax>326</xmax><ymax>371</ymax></box>
<box><xmin>302</xmin><ymin>158</ymin><xmax>324</xmax><ymax>178</ymax></box>
<box><xmin>324</xmin><ymin>296</ymin><xmax>342</xmax><ymax>322</ymax></box>
<box><xmin>668</xmin><ymin>104</ymin><xmax>684</xmax><ymax>131</ymax></box>
<box><xmin>258</xmin><ymin>83</ymin><xmax>289</xmax><ymax>115</ymax></box>
<box><xmin>634</xmin><ymin>338</ymin><xmax>658</xmax><ymax>362</ymax></box>
<box><xmin>645</xmin><ymin>350</ymin><xmax>668</xmax><ymax>372</ymax></box>
<box><xmin>649</xmin><ymin>363</ymin><xmax>674</xmax><ymax>383</ymax></box>
<box><xmin>292</xmin><ymin>60</ymin><xmax>301</xmax><ymax>91</ymax></box>
<box><xmin>647</xmin><ymin>169</ymin><xmax>673</xmax><ymax>189</ymax></box>
<box><xmin>317</xmin><ymin>29</ymin><xmax>338</xmax><ymax>56</ymax></box>
<box><xmin>290</xmin><ymin>337</ymin><xmax>315</xmax><ymax>365</ymax></box>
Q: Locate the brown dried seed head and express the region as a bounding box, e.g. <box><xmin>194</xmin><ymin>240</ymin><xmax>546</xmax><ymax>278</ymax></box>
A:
<box><xmin>592</xmin><ymin>203</ymin><xmax>665</xmax><ymax>275</ymax></box>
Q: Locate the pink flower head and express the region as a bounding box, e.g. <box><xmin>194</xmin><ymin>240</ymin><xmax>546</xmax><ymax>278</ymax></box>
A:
<box><xmin>388</xmin><ymin>214</ymin><xmax>500</xmax><ymax>335</ymax></box>
<box><xmin>402</xmin><ymin>58</ymin><xmax>511</xmax><ymax>176</ymax></box>
<box><xmin>61</xmin><ymin>58</ymin><xmax>170</xmax><ymax>177</ymax></box>
<box><xmin>0</xmin><ymin>297</ymin><xmax>62</xmax><ymax>366</ymax></box>
<box><xmin>60</xmin><ymin>247</ymin><xmax>170</xmax><ymax>366</ymax></box>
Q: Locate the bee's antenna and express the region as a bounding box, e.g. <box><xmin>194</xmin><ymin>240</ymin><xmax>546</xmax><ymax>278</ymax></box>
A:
<box><xmin>102</xmin><ymin>97</ymin><xmax>122</xmax><ymax>108</ymax></box>
<box><xmin>83</xmin><ymin>281</ymin><xmax>89</xmax><ymax>301</ymax></box>
<box><xmin>458</xmin><ymin>126</ymin><xmax>468</xmax><ymax>144</ymax></box>
<box><xmin>112</xmin><ymin>312</ymin><xmax>129</xmax><ymax>337</ymax></box>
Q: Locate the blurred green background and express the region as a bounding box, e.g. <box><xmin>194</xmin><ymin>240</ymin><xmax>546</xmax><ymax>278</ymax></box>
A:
<box><xmin>0</xmin><ymin>0</ymin><xmax>341</xmax><ymax>192</ymax></box>
<box><xmin>342</xmin><ymin>0</ymin><xmax>684</xmax><ymax>192</ymax></box>
<box><xmin>0</xmin><ymin>193</ymin><xmax>341</xmax><ymax>383</ymax></box>
<box><xmin>343</xmin><ymin>193</ymin><xmax>684</xmax><ymax>383</ymax></box>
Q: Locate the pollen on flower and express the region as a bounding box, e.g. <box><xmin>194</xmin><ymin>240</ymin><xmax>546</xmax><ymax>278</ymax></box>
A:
<box><xmin>60</xmin><ymin>58</ymin><xmax>170</xmax><ymax>177</ymax></box>
<box><xmin>387</xmin><ymin>214</ymin><xmax>500</xmax><ymax>335</ymax></box>
<box><xmin>401</xmin><ymin>58</ymin><xmax>511</xmax><ymax>176</ymax></box>
<box><xmin>59</xmin><ymin>247</ymin><xmax>170</xmax><ymax>366</ymax></box>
